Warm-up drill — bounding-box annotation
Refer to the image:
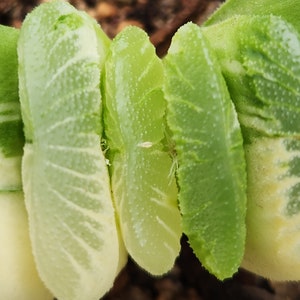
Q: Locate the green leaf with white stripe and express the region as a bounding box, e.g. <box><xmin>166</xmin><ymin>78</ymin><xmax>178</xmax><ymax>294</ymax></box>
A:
<box><xmin>163</xmin><ymin>23</ymin><xmax>247</xmax><ymax>280</ymax></box>
<box><xmin>103</xmin><ymin>26</ymin><xmax>182</xmax><ymax>275</ymax></box>
<box><xmin>0</xmin><ymin>24</ymin><xmax>52</xmax><ymax>300</ymax></box>
<box><xmin>0</xmin><ymin>25</ymin><xmax>24</xmax><ymax>192</ymax></box>
<box><xmin>204</xmin><ymin>15</ymin><xmax>300</xmax><ymax>280</ymax></box>
<box><xmin>243</xmin><ymin>137</ymin><xmax>300</xmax><ymax>280</ymax></box>
<box><xmin>18</xmin><ymin>2</ymin><xmax>122</xmax><ymax>299</ymax></box>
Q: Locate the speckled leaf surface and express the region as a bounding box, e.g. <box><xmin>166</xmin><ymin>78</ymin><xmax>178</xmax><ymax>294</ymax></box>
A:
<box><xmin>204</xmin><ymin>16</ymin><xmax>300</xmax><ymax>280</ymax></box>
<box><xmin>103</xmin><ymin>26</ymin><xmax>182</xmax><ymax>275</ymax></box>
<box><xmin>206</xmin><ymin>0</ymin><xmax>300</xmax><ymax>34</ymax></box>
<box><xmin>204</xmin><ymin>15</ymin><xmax>300</xmax><ymax>138</ymax></box>
<box><xmin>163</xmin><ymin>23</ymin><xmax>247</xmax><ymax>280</ymax></box>
<box><xmin>18</xmin><ymin>2</ymin><xmax>121</xmax><ymax>299</ymax></box>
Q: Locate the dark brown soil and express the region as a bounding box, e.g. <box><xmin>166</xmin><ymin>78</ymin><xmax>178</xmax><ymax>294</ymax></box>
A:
<box><xmin>1</xmin><ymin>1</ymin><xmax>300</xmax><ymax>299</ymax></box>
<box><xmin>103</xmin><ymin>236</ymin><xmax>289</xmax><ymax>300</ymax></box>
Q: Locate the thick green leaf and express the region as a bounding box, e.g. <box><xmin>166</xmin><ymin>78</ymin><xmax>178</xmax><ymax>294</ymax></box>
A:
<box><xmin>205</xmin><ymin>0</ymin><xmax>300</xmax><ymax>34</ymax></box>
<box><xmin>163</xmin><ymin>22</ymin><xmax>247</xmax><ymax>280</ymax></box>
<box><xmin>18</xmin><ymin>2</ymin><xmax>123</xmax><ymax>299</ymax></box>
<box><xmin>204</xmin><ymin>16</ymin><xmax>300</xmax><ymax>280</ymax></box>
<box><xmin>203</xmin><ymin>15</ymin><xmax>300</xmax><ymax>139</ymax></box>
<box><xmin>0</xmin><ymin>25</ymin><xmax>24</xmax><ymax>192</ymax></box>
<box><xmin>103</xmin><ymin>26</ymin><xmax>182</xmax><ymax>275</ymax></box>
<box><xmin>0</xmin><ymin>25</ymin><xmax>52</xmax><ymax>299</ymax></box>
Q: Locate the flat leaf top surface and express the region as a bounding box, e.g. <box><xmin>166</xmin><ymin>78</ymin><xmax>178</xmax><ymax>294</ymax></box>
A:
<box><xmin>205</xmin><ymin>0</ymin><xmax>300</xmax><ymax>34</ymax></box>
<box><xmin>241</xmin><ymin>17</ymin><xmax>300</xmax><ymax>137</ymax></box>
<box><xmin>18</xmin><ymin>2</ymin><xmax>120</xmax><ymax>300</ymax></box>
<box><xmin>163</xmin><ymin>23</ymin><xmax>247</xmax><ymax>280</ymax></box>
<box><xmin>204</xmin><ymin>16</ymin><xmax>300</xmax><ymax>139</ymax></box>
<box><xmin>103</xmin><ymin>26</ymin><xmax>182</xmax><ymax>275</ymax></box>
